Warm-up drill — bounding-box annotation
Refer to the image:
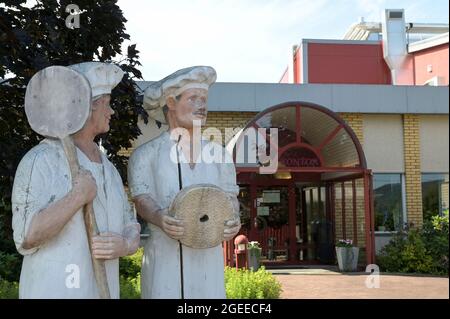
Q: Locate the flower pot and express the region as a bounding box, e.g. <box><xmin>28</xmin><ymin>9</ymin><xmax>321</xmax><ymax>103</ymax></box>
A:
<box><xmin>248</xmin><ymin>248</ymin><xmax>261</xmax><ymax>271</ymax></box>
<box><xmin>335</xmin><ymin>247</ymin><xmax>359</xmax><ymax>272</ymax></box>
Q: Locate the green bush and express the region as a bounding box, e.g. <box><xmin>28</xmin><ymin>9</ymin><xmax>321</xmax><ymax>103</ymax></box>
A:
<box><xmin>120</xmin><ymin>274</ymin><xmax>140</xmax><ymax>299</ymax></box>
<box><xmin>0</xmin><ymin>252</ymin><xmax>22</xmax><ymax>282</ymax></box>
<box><xmin>0</xmin><ymin>279</ymin><xmax>19</xmax><ymax>299</ymax></box>
<box><xmin>119</xmin><ymin>247</ymin><xmax>143</xmax><ymax>279</ymax></box>
<box><xmin>377</xmin><ymin>230</ymin><xmax>433</xmax><ymax>273</ymax></box>
<box><xmin>224</xmin><ymin>266</ymin><xmax>282</xmax><ymax>299</ymax></box>
<box><xmin>377</xmin><ymin>212</ymin><xmax>448</xmax><ymax>275</ymax></box>
<box><xmin>421</xmin><ymin>211</ymin><xmax>449</xmax><ymax>275</ymax></box>
<box><xmin>119</xmin><ymin>247</ymin><xmax>143</xmax><ymax>299</ymax></box>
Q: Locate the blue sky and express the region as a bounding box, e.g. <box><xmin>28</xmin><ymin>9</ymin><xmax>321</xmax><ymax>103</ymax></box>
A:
<box><xmin>118</xmin><ymin>0</ymin><xmax>448</xmax><ymax>83</ymax></box>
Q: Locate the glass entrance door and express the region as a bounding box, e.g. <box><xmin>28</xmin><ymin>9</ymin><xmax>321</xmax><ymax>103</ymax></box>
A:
<box><xmin>254</xmin><ymin>186</ymin><xmax>290</xmax><ymax>263</ymax></box>
<box><xmin>299</xmin><ymin>185</ymin><xmax>334</xmax><ymax>263</ymax></box>
<box><xmin>236</xmin><ymin>182</ymin><xmax>335</xmax><ymax>265</ymax></box>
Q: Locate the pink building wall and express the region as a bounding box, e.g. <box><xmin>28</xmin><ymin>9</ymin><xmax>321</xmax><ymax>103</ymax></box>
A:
<box><xmin>413</xmin><ymin>44</ymin><xmax>449</xmax><ymax>85</ymax></box>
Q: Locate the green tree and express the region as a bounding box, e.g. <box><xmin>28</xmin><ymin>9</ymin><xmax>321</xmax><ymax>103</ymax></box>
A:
<box><xmin>0</xmin><ymin>0</ymin><xmax>147</xmax><ymax>281</ymax></box>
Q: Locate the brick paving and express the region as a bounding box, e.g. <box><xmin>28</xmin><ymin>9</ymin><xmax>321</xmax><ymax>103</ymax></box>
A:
<box><xmin>274</xmin><ymin>272</ymin><xmax>449</xmax><ymax>299</ymax></box>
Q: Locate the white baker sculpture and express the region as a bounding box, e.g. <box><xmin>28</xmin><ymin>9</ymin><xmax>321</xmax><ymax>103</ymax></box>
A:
<box><xmin>128</xmin><ymin>66</ymin><xmax>241</xmax><ymax>299</ymax></box>
<box><xmin>11</xmin><ymin>62</ymin><xmax>141</xmax><ymax>298</ymax></box>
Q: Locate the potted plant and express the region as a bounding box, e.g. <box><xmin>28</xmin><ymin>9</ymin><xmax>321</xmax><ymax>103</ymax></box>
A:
<box><xmin>335</xmin><ymin>239</ymin><xmax>359</xmax><ymax>272</ymax></box>
<box><xmin>247</xmin><ymin>241</ymin><xmax>262</xmax><ymax>271</ymax></box>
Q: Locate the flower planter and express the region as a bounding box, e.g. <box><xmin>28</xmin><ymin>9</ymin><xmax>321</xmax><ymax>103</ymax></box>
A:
<box><xmin>335</xmin><ymin>247</ymin><xmax>359</xmax><ymax>272</ymax></box>
<box><xmin>247</xmin><ymin>241</ymin><xmax>262</xmax><ymax>271</ymax></box>
<box><xmin>248</xmin><ymin>248</ymin><xmax>261</xmax><ymax>271</ymax></box>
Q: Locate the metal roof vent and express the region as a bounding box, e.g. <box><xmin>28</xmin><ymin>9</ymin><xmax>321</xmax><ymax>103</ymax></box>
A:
<box><xmin>382</xmin><ymin>9</ymin><xmax>408</xmax><ymax>84</ymax></box>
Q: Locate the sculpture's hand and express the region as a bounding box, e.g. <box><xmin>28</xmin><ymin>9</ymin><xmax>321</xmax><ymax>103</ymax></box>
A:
<box><xmin>223</xmin><ymin>217</ymin><xmax>241</xmax><ymax>241</ymax></box>
<box><xmin>159</xmin><ymin>208</ymin><xmax>185</xmax><ymax>240</ymax></box>
<box><xmin>92</xmin><ymin>232</ymin><xmax>128</xmax><ymax>259</ymax></box>
<box><xmin>72</xmin><ymin>168</ymin><xmax>97</xmax><ymax>205</ymax></box>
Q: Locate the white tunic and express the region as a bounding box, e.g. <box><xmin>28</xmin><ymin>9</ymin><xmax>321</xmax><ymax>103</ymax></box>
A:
<box><xmin>128</xmin><ymin>131</ymin><xmax>238</xmax><ymax>299</ymax></box>
<box><xmin>11</xmin><ymin>138</ymin><xmax>136</xmax><ymax>299</ymax></box>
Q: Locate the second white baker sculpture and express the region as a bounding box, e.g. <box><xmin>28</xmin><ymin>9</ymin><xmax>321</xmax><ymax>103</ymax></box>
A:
<box><xmin>128</xmin><ymin>66</ymin><xmax>241</xmax><ymax>299</ymax></box>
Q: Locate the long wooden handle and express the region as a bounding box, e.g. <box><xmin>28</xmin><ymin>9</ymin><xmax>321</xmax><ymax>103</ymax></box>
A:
<box><xmin>61</xmin><ymin>136</ymin><xmax>111</xmax><ymax>299</ymax></box>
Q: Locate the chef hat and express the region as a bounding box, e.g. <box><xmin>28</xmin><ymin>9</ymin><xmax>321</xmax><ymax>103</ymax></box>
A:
<box><xmin>143</xmin><ymin>66</ymin><xmax>216</xmax><ymax>124</ymax></box>
<box><xmin>68</xmin><ymin>62</ymin><xmax>124</xmax><ymax>98</ymax></box>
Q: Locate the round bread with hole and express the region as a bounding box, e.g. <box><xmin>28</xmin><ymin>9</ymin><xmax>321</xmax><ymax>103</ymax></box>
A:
<box><xmin>169</xmin><ymin>184</ymin><xmax>235</xmax><ymax>249</ymax></box>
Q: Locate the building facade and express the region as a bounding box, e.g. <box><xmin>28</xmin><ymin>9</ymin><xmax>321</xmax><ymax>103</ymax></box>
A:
<box><xmin>133</xmin><ymin>9</ymin><xmax>449</xmax><ymax>267</ymax></box>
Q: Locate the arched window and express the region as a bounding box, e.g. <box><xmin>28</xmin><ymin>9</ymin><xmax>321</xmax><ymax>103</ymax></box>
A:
<box><xmin>228</xmin><ymin>102</ymin><xmax>367</xmax><ymax>172</ymax></box>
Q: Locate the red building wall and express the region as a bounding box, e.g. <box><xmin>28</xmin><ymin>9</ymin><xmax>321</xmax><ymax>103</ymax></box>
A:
<box><xmin>294</xmin><ymin>48</ymin><xmax>301</xmax><ymax>83</ymax></box>
<box><xmin>307</xmin><ymin>42</ymin><xmax>392</xmax><ymax>84</ymax></box>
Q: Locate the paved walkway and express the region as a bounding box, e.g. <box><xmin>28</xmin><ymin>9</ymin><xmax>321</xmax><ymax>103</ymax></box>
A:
<box><xmin>272</xmin><ymin>269</ymin><xmax>449</xmax><ymax>299</ymax></box>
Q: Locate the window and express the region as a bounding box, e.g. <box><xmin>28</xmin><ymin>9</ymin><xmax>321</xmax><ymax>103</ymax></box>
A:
<box><xmin>422</xmin><ymin>173</ymin><xmax>449</xmax><ymax>222</ymax></box>
<box><xmin>373</xmin><ymin>174</ymin><xmax>404</xmax><ymax>231</ymax></box>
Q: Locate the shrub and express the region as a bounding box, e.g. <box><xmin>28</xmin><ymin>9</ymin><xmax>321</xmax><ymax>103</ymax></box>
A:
<box><xmin>119</xmin><ymin>247</ymin><xmax>143</xmax><ymax>299</ymax></box>
<box><xmin>0</xmin><ymin>252</ymin><xmax>22</xmax><ymax>282</ymax></box>
<box><xmin>0</xmin><ymin>279</ymin><xmax>19</xmax><ymax>299</ymax></box>
<box><xmin>120</xmin><ymin>274</ymin><xmax>140</xmax><ymax>299</ymax></box>
<box><xmin>377</xmin><ymin>211</ymin><xmax>449</xmax><ymax>275</ymax></box>
<box><xmin>421</xmin><ymin>211</ymin><xmax>449</xmax><ymax>275</ymax></box>
<box><xmin>377</xmin><ymin>229</ymin><xmax>435</xmax><ymax>274</ymax></box>
<box><xmin>119</xmin><ymin>247</ymin><xmax>143</xmax><ymax>279</ymax></box>
<box><xmin>224</xmin><ymin>266</ymin><xmax>282</xmax><ymax>299</ymax></box>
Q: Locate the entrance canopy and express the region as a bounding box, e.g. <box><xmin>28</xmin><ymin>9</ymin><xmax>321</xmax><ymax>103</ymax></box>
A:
<box><xmin>227</xmin><ymin>102</ymin><xmax>367</xmax><ymax>180</ymax></box>
<box><xmin>223</xmin><ymin>102</ymin><xmax>375</xmax><ymax>267</ymax></box>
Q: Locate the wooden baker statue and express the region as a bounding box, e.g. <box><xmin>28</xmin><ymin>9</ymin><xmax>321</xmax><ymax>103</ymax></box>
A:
<box><xmin>128</xmin><ymin>66</ymin><xmax>241</xmax><ymax>299</ymax></box>
<box><xmin>11</xmin><ymin>62</ymin><xmax>140</xmax><ymax>298</ymax></box>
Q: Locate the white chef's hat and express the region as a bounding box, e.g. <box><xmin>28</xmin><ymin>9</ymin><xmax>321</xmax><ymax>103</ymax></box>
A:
<box><xmin>143</xmin><ymin>66</ymin><xmax>216</xmax><ymax>124</ymax></box>
<box><xmin>68</xmin><ymin>62</ymin><xmax>124</xmax><ymax>98</ymax></box>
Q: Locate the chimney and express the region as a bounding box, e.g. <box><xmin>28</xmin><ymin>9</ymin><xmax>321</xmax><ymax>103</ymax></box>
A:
<box><xmin>381</xmin><ymin>9</ymin><xmax>408</xmax><ymax>84</ymax></box>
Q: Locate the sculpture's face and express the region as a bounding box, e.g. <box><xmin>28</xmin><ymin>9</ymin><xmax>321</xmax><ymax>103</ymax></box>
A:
<box><xmin>168</xmin><ymin>88</ymin><xmax>208</xmax><ymax>129</ymax></box>
<box><xmin>90</xmin><ymin>94</ymin><xmax>114</xmax><ymax>134</ymax></box>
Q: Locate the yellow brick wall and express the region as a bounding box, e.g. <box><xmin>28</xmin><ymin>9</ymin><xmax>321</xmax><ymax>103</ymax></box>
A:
<box><xmin>339</xmin><ymin>113</ymin><xmax>364</xmax><ymax>146</ymax></box>
<box><xmin>205</xmin><ymin>111</ymin><xmax>258</xmax><ymax>145</ymax></box>
<box><xmin>403</xmin><ymin>114</ymin><xmax>423</xmax><ymax>228</ymax></box>
<box><xmin>119</xmin><ymin>111</ymin><xmax>257</xmax><ymax>156</ymax></box>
